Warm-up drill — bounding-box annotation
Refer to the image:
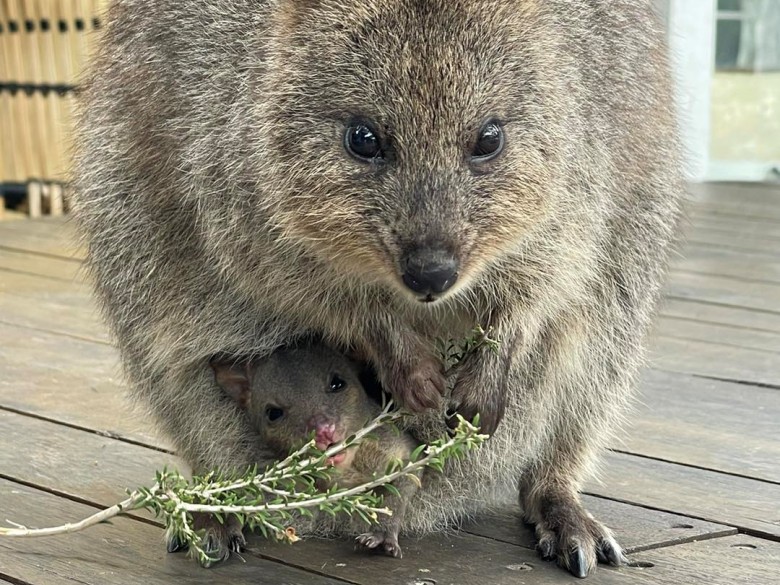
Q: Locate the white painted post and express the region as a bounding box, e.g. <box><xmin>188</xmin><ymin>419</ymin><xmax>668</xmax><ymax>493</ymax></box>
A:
<box><xmin>667</xmin><ymin>0</ymin><xmax>717</xmax><ymax>182</ymax></box>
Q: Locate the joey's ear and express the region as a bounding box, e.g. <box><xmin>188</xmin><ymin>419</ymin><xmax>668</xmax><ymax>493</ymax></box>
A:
<box><xmin>210</xmin><ymin>359</ymin><xmax>252</xmax><ymax>409</ymax></box>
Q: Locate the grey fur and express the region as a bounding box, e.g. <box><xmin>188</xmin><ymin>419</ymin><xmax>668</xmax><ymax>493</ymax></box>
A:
<box><xmin>72</xmin><ymin>0</ymin><xmax>683</xmax><ymax>576</ymax></box>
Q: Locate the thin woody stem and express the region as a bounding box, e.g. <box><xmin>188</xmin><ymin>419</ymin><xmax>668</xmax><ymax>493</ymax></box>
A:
<box><xmin>0</xmin><ymin>493</ymin><xmax>146</xmax><ymax>538</ymax></box>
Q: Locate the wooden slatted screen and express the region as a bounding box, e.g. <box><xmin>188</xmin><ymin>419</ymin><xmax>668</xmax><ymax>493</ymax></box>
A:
<box><xmin>0</xmin><ymin>0</ymin><xmax>107</xmax><ymax>217</ymax></box>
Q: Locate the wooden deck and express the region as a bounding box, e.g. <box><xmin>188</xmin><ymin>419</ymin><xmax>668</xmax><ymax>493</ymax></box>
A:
<box><xmin>1</xmin><ymin>182</ymin><xmax>779</xmax><ymax>584</ymax></box>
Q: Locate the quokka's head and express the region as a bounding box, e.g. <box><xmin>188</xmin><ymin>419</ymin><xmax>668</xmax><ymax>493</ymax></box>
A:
<box><xmin>253</xmin><ymin>0</ymin><xmax>573</xmax><ymax>304</ymax></box>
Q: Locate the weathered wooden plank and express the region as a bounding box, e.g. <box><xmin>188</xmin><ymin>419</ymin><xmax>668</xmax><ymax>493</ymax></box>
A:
<box><xmin>666</xmin><ymin>271</ymin><xmax>780</xmax><ymax>314</ymax></box>
<box><xmin>673</xmin><ymin>245</ymin><xmax>780</xmax><ymax>285</ymax></box>
<box><xmin>624</xmin><ymin>534</ymin><xmax>780</xmax><ymax>585</ymax></box>
<box><xmin>0</xmin><ymin>410</ymin><xmax>180</xmax><ymax>507</ymax></box>
<box><xmin>0</xmin><ymin>323</ymin><xmax>161</xmax><ymax>448</ymax></box>
<box><xmin>687</xmin><ymin>186</ymin><xmax>780</xmax><ymax>220</ymax></box>
<box><xmin>462</xmin><ymin>495</ymin><xmax>735</xmax><ymax>553</ymax></box>
<box><xmin>688</xmin><ymin>213</ymin><xmax>780</xmax><ymax>240</ymax></box>
<box><xmin>0</xmin><ymin>481</ymin><xmax>349</xmax><ymax>585</ymax></box>
<box><xmin>650</xmin><ymin>335</ymin><xmax>780</xmax><ymax>387</ymax></box>
<box><xmin>0</xmin><ymin>217</ymin><xmax>83</xmax><ymax>255</ymax></box>
<box><xmin>625</xmin><ymin>369</ymin><xmax>780</xmax><ymax>483</ymax></box>
<box><xmin>0</xmin><ymin>295</ymin><xmax>109</xmax><ymax>344</ymax></box>
<box><xmin>690</xmin><ymin>204</ymin><xmax>780</xmax><ymax>223</ymax></box>
<box><xmin>661</xmin><ymin>297</ymin><xmax>780</xmax><ymax>333</ymax></box>
<box><xmin>589</xmin><ymin>452</ymin><xmax>780</xmax><ymax>540</ymax></box>
<box><xmin>252</xmin><ymin>531</ymin><xmax>779</xmax><ymax>585</ymax></box>
<box><xmin>0</xmin><ymin>229</ymin><xmax>83</xmax><ymax>260</ymax></box>
<box><xmin>0</xmin><ymin>248</ymin><xmax>82</xmax><ymax>282</ymax></box>
<box><xmin>0</xmin><ymin>409</ymin><xmax>737</xmax><ymax>559</ymax></box>
<box><xmin>0</xmin><ymin>271</ymin><xmax>109</xmax><ymax>343</ymax></box>
<box><xmin>684</xmin><ymin>227</ymin><xmax>780</xmax><ymax>257</ymax></box>
<box><xmin>654</xmin><ymin>315</ymin><xmax>780</xmax><ymax>353</ymax></box>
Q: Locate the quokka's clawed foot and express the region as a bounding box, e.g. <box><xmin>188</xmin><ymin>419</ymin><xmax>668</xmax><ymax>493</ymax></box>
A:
<box><xmin>355</xmin><ymin>530</ymin><xmax>403</xmax><ymax>558</ymax></box>
<box><xmin>166</xmin><ymin>513</ymin><xmax>246</xmax><ymax>568</ymax></box>
<box><xmin>528</xmin><ymin>495</ymin><xmax>627</xmax><ymax>578</ymax></box>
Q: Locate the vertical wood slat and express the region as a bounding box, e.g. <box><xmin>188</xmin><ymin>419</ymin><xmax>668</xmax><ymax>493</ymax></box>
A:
<box><xmin>1</xmin><ymin>0</ymin><xmax>107</xmax><ymax>217</ymax></box>
<box><xmin>0</xmin><ymin>2</ymin><xmax>18</xmax><ymax>184</ymax></box>
<box><xmin>3</xmin><ymin>0</ymin><xmax>36</xmax><ymax>183</ymax></box>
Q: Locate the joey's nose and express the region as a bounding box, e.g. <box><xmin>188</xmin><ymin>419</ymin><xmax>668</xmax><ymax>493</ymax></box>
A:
<box><xmin>402</xmin><ymin>249</ymin><xmax>459</xmax><ymax>296</ymax></box>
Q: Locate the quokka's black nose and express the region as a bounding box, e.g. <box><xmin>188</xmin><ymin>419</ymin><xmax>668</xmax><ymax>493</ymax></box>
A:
<box><xmin>401</xmin><ymin>249</ymin><xmax>459</xmax><ymax>296</ymax></box>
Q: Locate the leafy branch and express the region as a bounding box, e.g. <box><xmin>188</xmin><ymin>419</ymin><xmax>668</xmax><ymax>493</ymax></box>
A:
<box><xmin>1</xmin><ymin>327</ymin><xmax>497</xmax><ymax>566</ymax></box>
<box><xmin>1</xmin><ymin>407</ymin><xmax>484</xmax><ymax>564</ymax></box>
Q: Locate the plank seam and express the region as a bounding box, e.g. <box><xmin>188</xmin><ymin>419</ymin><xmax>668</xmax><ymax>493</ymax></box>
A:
<box><xmin>0</xmin><ymin>473</ymin><xmax>161</xmax><ymax>529</ymax></box>
<box><xmin>461</xmin><ymin>523</ymin><xmax>738</xmax><ymax>555</ymax></box>
<box><xmin>655</xmin><ymin>333</ymin><xmax>780</xmax><ymax>356</ymax></box>
<box><xmin>0</xmin><ymin>573</ymin><xmax>34</xmax><ymax>585</ymax></box>
<box><xmin>0</xmin><ymin>319</ymin><xmax>112</xmax><ymax>346</ymax></box>
<box><xmin>670</xmin><ymin>267</ymin><xmax>780</xmax><ymax>287</ymax></box>
<box><xmin>0</xmin><ymin>265</ymin><xmax>77</xmax><ymax>283</ymax></box>
<box><xmin>657</xmin><ymin>314</ymin><xmax>780</xmax><ymax>336</ymax></box>
<box><xmin>665</xmin><ymin>295</ymin><xmax>780</xmax><ymax>318</ymax></box>
<box><xmin>0</xmin><ymin>405</ymin><xmax>172</xmax><ymax>454</ymax></box>
<box><xmin>0</xmin><ymin>244</ymin><xmax>83</xmax><ymax>263</ymax></box>
<box><xmin>607</xmin><ymin>448</ymin><xmax>780</xmax><ymax>487</ymax></box>
<box><xmin>686</xmin><ymin>373</ymin><xmax>780</xmax><ymax>392</ymax></box>
<box><xmin>581</xmin><ymin>492</ymin><xmax>779</xmax><ymax>543</ymax></box>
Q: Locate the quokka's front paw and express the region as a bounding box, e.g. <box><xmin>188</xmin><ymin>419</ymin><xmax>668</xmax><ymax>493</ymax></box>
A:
<box><xmin>447</xmin><ymin>363</ymin><xmax>506</xmax><ymax>436</ymax></box>
<box><xmin>355</xmin><ymin>530</ymin><xmax>403</xmax><ymax>558</ymax></box>
<box><xmin>387</xmin><ymin>353</ymin><xmax>446</xmax><ymax>412</ymax></box>
<box><xmin>166</xmin><ymin>513</ymin><xmax>246</xmax><ymax>568</ymax></box>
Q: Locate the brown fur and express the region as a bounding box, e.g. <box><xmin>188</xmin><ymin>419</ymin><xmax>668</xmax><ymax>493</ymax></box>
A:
<box><xmin>72</xmin><ymin>0</ymin><xmax>683</xmax><ymax>576</ymax></box>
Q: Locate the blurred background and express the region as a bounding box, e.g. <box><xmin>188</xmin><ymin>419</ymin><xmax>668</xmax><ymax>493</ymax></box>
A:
<box><xmin>1</xmin><ymin>0</ymin><xmax>779</xmax><ymax>218</ymax></box>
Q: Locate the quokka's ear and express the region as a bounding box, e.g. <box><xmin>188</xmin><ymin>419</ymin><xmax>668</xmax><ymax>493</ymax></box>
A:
<box><xmin>210</xmin><ymin>358</ymin><xmax>252</xmax><ymax>409</ymax></box>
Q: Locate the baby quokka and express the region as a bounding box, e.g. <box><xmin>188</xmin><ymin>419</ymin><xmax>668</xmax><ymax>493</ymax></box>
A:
<box><xmin>212</xmin><ymin>345</ymin><xmax>418</xmax><ymax>558</ymax></box>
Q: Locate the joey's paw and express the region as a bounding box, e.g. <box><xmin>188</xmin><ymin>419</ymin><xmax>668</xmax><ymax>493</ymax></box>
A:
<box><xmin>533</xmin><ymin>509</ymin><xmax>626</xmax><ymax>578</ymax></box>
<box><xmin>355</xmin><ymin>531</ymin><xmax>403</xmax><ymax>558</ymax></box>
<box><xmin>188</xmin><ymin>513</ymin><xmax>246</xmax><ymax>568</ymax></box>
<box><xmin>389</xmin><ymin>355</ymin><xmax>445</xmax><ymax>412</ymax></box>
<box><xmin>447</xmin><ymin>369</ymin><xmax>506</xmax><ymax>436</ymax></box>
<box><xmin>166</xmin><ymin>530</ymin><xmax>189</xmax><ymax>553</ymax></box>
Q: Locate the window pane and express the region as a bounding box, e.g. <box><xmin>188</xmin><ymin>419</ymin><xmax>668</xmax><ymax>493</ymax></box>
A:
<box><xmin>715</xmin><ymin>20</ymin><xmax>743</xmax><ymax>69</ymax></box>
<box><xmin>718</xmin><ymin>0</ymin><xmax>743</xmax><ymax>11</ymax></box>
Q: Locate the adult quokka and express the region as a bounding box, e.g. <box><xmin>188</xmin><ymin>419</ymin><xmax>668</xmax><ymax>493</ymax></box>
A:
<box><xmin>73</xmin><ymin>0</ymin><xmax>683</xmax><ymax>576</ymax></box>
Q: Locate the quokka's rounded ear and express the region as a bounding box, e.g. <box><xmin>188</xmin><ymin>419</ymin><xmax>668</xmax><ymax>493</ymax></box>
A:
<box><xmin>210</xmin><ymin>358</ymin><xmax>252</xmax><ymax>409</ymax></box>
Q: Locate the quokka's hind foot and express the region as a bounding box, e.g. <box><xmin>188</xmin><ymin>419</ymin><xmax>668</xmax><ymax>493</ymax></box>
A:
<box><xmin>525</xmin><ymin>490</ymin><xmax>627</xmax><ymax>578</ymax></box>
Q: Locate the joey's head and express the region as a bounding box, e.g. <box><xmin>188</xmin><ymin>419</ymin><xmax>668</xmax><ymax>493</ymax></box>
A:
<box><xmin>212</xmin><ymin>345</ymin><xmax>374</xmax><ymax>467</ymax></box>
<box><xmin>254</xmin><ymin>0</ymin><xmax>570</xmax><ymax>304</ymax></box>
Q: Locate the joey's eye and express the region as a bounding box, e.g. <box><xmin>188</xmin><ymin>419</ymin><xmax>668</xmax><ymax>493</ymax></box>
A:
<box><xmin>265</xmin><ymin>406</ymin><xmax>284</xmax><ymax>422</ymax></box>
<box><xmin>329</xmin><ymin>374</ymin><xmax>347</xmax><ymax>393</ymax></box>
<box><xmin>472</xmin><ymin>121</ymin><xmax>504</xmax><ymax>162</ymax></box>
<box><xmin>344</xmin><ymin>123</ymin><xmax>383</xmax><ymax>162</ymax></box>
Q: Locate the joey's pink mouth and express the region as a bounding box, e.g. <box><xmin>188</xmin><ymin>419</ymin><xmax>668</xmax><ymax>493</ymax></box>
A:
<box><xmin>327</xmin><ymin>451</ymin><xmax>347</xmax><ymax>466</ymax></box>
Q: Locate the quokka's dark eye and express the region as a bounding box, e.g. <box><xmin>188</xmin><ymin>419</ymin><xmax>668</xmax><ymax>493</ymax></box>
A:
<box><xmin>266</xmin><ymin>406</ymin><xmax>284</xmax><ymax>422</ymax></box>
<box><xmin>344</xmin><ymin>123</ymin><xmax>383</xmax><ymax>162</ymax></box>
<box><xmin>472</xmin><ymin>121</ymin><xmax>505</xmax><ymax>162</ymax></box>
<box><xmin>329</xmin><ymin>374</ymin><xmax>347</xmax><ymax>393</ymax></box>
